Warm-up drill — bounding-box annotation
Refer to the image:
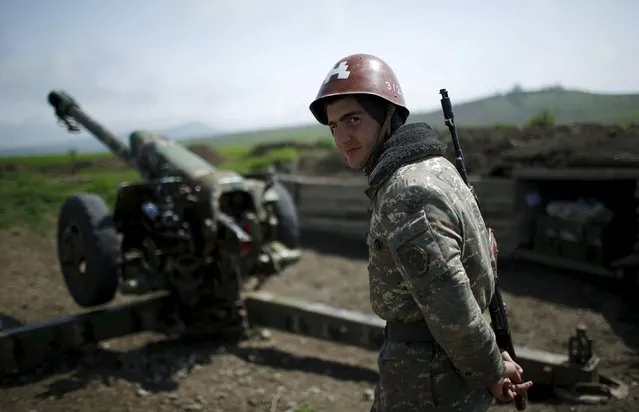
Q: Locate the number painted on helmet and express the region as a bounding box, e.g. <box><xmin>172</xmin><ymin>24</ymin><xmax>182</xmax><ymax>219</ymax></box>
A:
<box><xmin>323</xmin><ymin>61</ymin><xmax>351</xmax><ymax>85</ymax></box>
<box><xmin>385</xmin><ymin>81</ymin><xmax>402</xmax><ymax>96</ymax></box>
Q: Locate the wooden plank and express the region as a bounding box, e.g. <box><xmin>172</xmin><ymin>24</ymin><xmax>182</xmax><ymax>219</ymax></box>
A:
<box><xmin>297</xmin><ymin>201</ymin><xmax>369</xmax><ymax>220</ymax></box>
<box><xmin>298</xmin><ymin>194</ymin><xmax>369</xmax><ymax>208</ymax></box>
<box><xmin>469</xmin><ymin>177</ymin><xmax>515</xmax><ymax>194</ymax></box>
<box><xmin>300</xmin><ymin>217</ymin><xmax>369</xmax><ymax>239</ymax></box>
<box><xmin>281</xmin><ymin>174</ymin><xmax>514</xmax><ymax>189</ymax></box>
<box><xmin>297</xmin><ymin>198</ymin><xmax>369</xmax><ymax>212</ymax></box>
<box><xmin>287</xmin><ymin>174</ymin><xmax>514</xmax><ymax>208</ymax></box>
<box><xmin>282</xmin><ymin>173</ymin><xmax>507</xmax><ymax>185</ymax></box>
<box><xmin>278</xmin><ymin>174</ymin><xmax>367</xmax><ymax>186</ymax></box>
<box><xmin>280</xmin><ymin>180</ymin><xmax>298</xmax><ymax>196</ymax></box>
<box><xmin>301</xmin><ymin>184</ymin><xmax>368</xmax><ymax>201</ymax></box>
<box><xmin>299</xmin><ymin>215</ymin><xmax>517</xmax><ymax>252</ymax></box>
<box><xmin>513</xmin><ymin>249</ymin><xmax>616</xmax><ymax>278</ymax></box>
<box><xmin>289</xmin><ymin>173</ymin><xmax>518</xmax><ymax>253</ymax></box>
<box><xmin>300</xmin><ymin>186</ymin><xmax>513</xmax><ymax>212</ymax></box>
<box><xmin>512</xmin><ymin>167</ymin><xmax>639</xmax><ymax>181</ymax></box>
<box><xmin>478</xmin><ymin>200</ymin><xmax>515</xmax><ymax>217</ymax></box>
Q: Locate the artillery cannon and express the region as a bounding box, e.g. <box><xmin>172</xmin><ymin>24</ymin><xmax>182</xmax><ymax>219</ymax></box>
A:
<box><xmin>46</xmin><ymin>89</ymin><xmax>301</xmax><ymax>336</ymax></box>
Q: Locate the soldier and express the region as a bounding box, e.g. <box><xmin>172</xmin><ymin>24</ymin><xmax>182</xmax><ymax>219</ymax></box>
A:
<box><xmin>309</xmin><ymin>53</ymin><xmax>533</xmax><ymax>411</ymax></box>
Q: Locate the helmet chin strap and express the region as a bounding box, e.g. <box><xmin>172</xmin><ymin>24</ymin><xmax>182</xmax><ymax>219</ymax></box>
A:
<box><xmin>362</xmin><ymin>103</ymin><xmax>395</xmax><ymax>174</ymax></box>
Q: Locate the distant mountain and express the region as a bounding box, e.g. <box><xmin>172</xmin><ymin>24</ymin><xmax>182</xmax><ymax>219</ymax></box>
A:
<box><xmin>409</xmin><ymin>86</ymin><xmax>639</xmax><ymax>126</ymax></box>
<box><xmin>158</xmin><ymin>121</ymin><xmax>220</xmax><ymax>140</ymax></box>
<box><xmin>200</xmin><ymin>86</ymin><xmax>639</xmax><ymax>148</ymax></box>
<box><xmin>0</xmin><ymin>121</ymin><xmax>220</xmax><ymax>157</ymax></box>
<box><xmin>3</xmin><ymin>86</ymin><xmax>639</xmax><ymax>157</ymax></box>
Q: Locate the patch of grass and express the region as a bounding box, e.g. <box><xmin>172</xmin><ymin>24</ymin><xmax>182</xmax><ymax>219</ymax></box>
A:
<box><xmin>0</xmin><ymin>152</ymin><xmax>112</xmax><ymax>166</ymax></box>
<box><xmin>0</xmin><ymin>170</ymin><xmax>139</xmax><ymax>232</ymax></box>
<box><xmin>0</xmin><ymin>143</ymin><xmax>302</xmax><ymax>231</ymax></box>
<box><xmin>220</xmin><ymin>147</ymin><xmax>300</xmax><ymax>174</ymax></box>
<box><xmin>215</xmin><ymin>145</ymin><xmax>253</xmax><ymax>159</ymax></box>
<box><xmin>296</xmin><ymin>403</ymin><xmax>315</xmax><ymax>412</ymax></box>
<box><xmin>191</xmin><ymin>125</ymin><xmax>332</xmax><ymax>149</ymax></box>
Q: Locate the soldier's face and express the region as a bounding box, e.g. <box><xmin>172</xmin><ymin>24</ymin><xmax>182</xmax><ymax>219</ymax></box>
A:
<box><xmin>326</xmin><ymin>97</ymin><xmax>381</xmax><ymax>169</ymax></box>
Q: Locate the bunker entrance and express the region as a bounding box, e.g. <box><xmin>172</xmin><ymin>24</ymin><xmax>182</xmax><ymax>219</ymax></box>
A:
<box><xmin>512</xmin><ymin>168</ymin><xmax>639</xmax><ymax>278</ymax></box>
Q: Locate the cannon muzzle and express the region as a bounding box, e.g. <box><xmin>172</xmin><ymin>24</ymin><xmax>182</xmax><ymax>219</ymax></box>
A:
<box><xmin>47</xmin><ymin>89</ymin><xmax>135</xmax><ymax>167</ymax></box>
<box><xmin>48</xmin><ymin>90</ymin><xmax>78</xmax><ymax>115</ymax></box>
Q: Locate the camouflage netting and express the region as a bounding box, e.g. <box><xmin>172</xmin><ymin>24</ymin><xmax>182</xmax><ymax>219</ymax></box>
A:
<box><xmin>292</xmin><ymin>124</ymin><xmax>639</xmax><ymax>177</ymax></box>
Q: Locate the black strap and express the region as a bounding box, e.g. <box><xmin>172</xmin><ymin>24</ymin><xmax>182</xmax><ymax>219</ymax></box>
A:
<box><xmin>385</xmin><ymin>321</ymin><xmax>434</xmax><ymax>343</ymax></box>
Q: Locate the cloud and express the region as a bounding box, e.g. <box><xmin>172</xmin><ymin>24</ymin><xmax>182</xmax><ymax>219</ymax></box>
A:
<box><xmin>0</xmin><ymin>39</ymin><xmax>162</xmax><ymax>124</ymax></box>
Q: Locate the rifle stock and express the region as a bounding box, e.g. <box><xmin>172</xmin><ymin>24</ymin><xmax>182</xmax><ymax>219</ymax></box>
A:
<box><xmin>439</xmin><ymin>89</ymin><xmax>527</xmax><ymax>411</ymax></box>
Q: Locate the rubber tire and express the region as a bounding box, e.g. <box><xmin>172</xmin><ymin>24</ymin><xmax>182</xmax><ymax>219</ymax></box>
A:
<box><xmin>57</xmin><ymin>192</ymin><xmax>120</xmax><ymax>308</ymax></box>
<box><xmin>270</xmin><ymin>181</ymin><xmax>300</xmax><ymax>249</ymax></box>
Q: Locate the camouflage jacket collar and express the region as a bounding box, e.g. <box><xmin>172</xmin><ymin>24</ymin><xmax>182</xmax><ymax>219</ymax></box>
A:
<box><xmin>364</xmin><ymin>122</ymin><xmax>447</xmax><ymax>200</ymax></box>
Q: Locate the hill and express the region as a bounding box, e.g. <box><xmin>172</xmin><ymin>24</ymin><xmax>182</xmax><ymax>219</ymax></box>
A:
<box><xmin>410</xmin><ymin>86</ymin><xmax>639</xmax><ymax>127</ymax></box>
<box><xmin>3</xmin><ymin>86</ymin><xmax>638</xmax><ymax>156</ymax></box>
<box><xmin>195</xmin><ymin>86</ymin><xmax>639</xmax><ymax>149</ymax></box>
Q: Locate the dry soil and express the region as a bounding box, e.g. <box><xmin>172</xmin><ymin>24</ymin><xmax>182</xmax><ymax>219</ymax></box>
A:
<box><xmin>0</xmin><ymin>227</ymin><xmax>638</xmax><ymax>412</ymax></box>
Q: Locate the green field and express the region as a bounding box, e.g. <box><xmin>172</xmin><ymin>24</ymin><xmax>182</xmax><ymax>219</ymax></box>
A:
<box><xmin>196</xmin><ymin>125</ymin><xmax>332</xmax><ymax>147</ymax></box>
<box><xmin>0</xmin><ymin>169</ymin><xmax>135</xmax><ymax>231</ymax></box>
<box><xmin>0</xmin><ymin>142</ymin><xmax>311</xmax><ymax>231</ymax></box>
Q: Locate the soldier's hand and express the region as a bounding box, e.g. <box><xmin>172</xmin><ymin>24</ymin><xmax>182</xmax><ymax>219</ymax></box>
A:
<box><xmin>489</xmin><ymin>377</ymin><xmax>533</xmax><ymax>402</ymax></box>
<box><xmin>501</xmin><ymin>350</ymin><xmax>523</xmax><ymax>381</ymax></box>
<box><xmin>488</xmin><ymin>351</ymin><xmax>533</xmax><ymax>401</ymax></box>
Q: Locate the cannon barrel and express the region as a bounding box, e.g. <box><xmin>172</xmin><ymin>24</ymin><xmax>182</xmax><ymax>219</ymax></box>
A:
<box><xmin>47</xmin><ymin>89</ymin><xmax>135</xmax><ymax>168</ymax></box>
<box><xmin>128</xmin><ymin>129</ymin><xmax>228</xmax><ymax>185</ymax></box>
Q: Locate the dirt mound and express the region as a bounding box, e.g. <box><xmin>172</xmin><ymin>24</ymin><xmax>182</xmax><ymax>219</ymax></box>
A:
<box><xmin>249</xmin><ymin>141</ymin><xmax>322</xmax><ymax>157</ymax></box>
<box><xmin>293</xmin><ymin>124</ymin><xmax>639</xmax><ymax>177</ymax></box>
<box><xmin>297</xmin><ymin>150</ymin><xmax>353</xmax><ymax>177</ymax></box>
<box><xmin>186</xmin><ymin>144</ymin><xmax>228</xmax><ymax>166</ymax></box>
<box><xmin>455</xmin><ymin>123</ymin><xmax>639</xmax><ymax>176</ymax></box>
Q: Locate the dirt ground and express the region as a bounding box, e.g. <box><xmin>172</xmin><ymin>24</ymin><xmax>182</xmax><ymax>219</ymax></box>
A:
<box><xmin>0</xmin><ymin>225</ymin><xmax>638</xmax><ymax>412</ymax></box>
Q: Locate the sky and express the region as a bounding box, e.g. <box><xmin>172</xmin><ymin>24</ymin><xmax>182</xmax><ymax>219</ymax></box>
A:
<box><xmin>0</xmin><ymin>0</ymin><xmax>638</xmax><ymax>147</ymax></box>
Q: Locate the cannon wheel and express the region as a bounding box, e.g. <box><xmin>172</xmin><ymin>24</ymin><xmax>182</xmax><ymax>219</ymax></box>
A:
<box><xmin>270</xmin><ymin>181</ymin><xmax>300</xmax><ymax>249</ymax></box>
<box><xmin>57</xmin><ymin>193</ymin><xmax>120</xmax><ymax>308</ymax></box>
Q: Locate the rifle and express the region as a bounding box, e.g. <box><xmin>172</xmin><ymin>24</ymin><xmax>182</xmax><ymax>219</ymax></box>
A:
<box><xmin>439</xmin><ymin>89</ymin><xmax>527</xmax><ymax>411</ymax></box>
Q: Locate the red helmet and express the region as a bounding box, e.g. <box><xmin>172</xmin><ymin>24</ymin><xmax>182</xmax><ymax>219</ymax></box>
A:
<box><xmin>309</xmin><ymin>53</ymin><xmax>410</xmax><ymax>125</ymax></box>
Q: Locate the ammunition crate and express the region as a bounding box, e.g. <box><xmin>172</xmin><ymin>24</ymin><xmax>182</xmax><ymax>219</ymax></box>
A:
<box><xmin>533</xmin><ymin>214</ymin><xmax>607</xmax><ymax>265</ymax></box>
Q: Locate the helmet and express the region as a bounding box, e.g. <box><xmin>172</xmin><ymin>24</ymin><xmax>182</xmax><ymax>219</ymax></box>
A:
<box><xmin>309</xmin><ymin>53</ymin><xmax>410</xmax><ymax>125</ymax></box>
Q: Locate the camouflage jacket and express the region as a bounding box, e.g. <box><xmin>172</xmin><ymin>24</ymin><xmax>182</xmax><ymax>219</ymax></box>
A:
<box><xmin>365</xmin><ymin>122</ymin><xmax>506</xmax><ymax>389</ymax></box>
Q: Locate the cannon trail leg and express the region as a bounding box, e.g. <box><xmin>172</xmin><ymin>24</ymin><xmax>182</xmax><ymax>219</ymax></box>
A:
<box><xmin>0</xmin><ymin>294</ymin><xmax>171</xmax><ymax>375</ymax></box>
<box><xmin>243</xmin><ymin>290</ymin><xmax>629</xmax><ymax>404</ymax></box>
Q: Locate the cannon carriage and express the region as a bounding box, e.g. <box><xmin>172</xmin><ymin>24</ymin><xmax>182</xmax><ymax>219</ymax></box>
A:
<box><xmin>48</xmin><ymin>89</ymin><xmax>301</xmax><ymax>335</ymax></box>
